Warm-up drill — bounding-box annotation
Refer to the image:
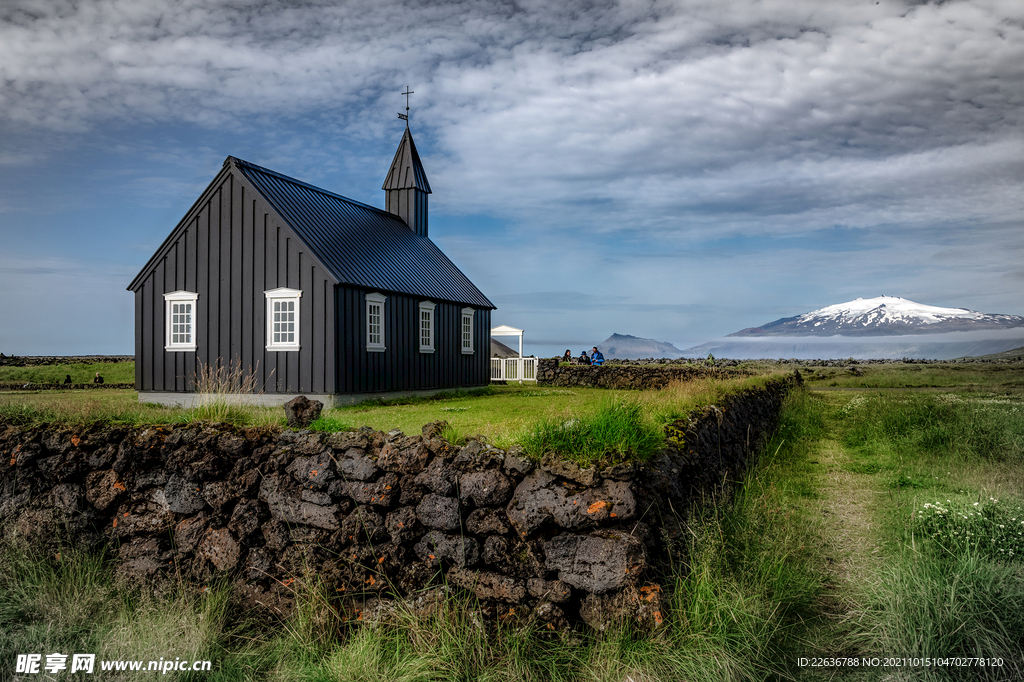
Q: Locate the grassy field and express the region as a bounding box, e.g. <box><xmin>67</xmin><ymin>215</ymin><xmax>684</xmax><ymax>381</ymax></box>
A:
<box><xmin>3</xmin><ymin>363</ymin><xmax>1024</xmax><ymax>680</ymax></box>
<box><xmin>0</xmin><ymin>372</ymin><xmax>781</xmax><ymax>463</ymax></box>
<box><xmin>799</xmin><ymin>361</ymin><xmax>1024</xmax><ymax>390</ymax></box>
<box><xmin>0</xmin><ymin>361</ymin><xmax>136</xmax><ymax>385</ymax></box>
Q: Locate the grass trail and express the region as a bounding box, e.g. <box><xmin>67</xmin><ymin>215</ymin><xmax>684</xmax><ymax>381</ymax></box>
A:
<box><xmin>797</xmin><ymin>388</ymin><xmax>1024</xmax><ymax>681</ymax></box>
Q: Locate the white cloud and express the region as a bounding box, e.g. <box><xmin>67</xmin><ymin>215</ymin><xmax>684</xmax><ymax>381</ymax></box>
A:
<box><xmin>1</xmin><ymin>0</ymin><xmax>1022</xmax><ymax>351</ymax></box>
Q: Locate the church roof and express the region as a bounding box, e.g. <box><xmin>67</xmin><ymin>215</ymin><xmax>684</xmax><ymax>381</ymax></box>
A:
<box><xmin>382</xmin><ymin>126</ymin><xmax>432</xmax><ymax>193</ymax></box>
<box><xmin>232</xmin><ymin>157</ymin><xmax>492</xmax><ymax>309</ymax></box>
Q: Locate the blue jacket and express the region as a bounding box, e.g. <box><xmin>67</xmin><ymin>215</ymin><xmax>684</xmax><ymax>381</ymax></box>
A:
<box><xmin>590</xmin><ymin>349</ymin><xmax>605</xmax><ymax>366</ymax></box>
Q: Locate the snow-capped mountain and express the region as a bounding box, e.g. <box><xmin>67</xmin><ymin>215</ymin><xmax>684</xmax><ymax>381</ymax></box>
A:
<box><xmin>729</xmin><ymin>297</ymin><xmax>1024</xmax><ymax>337</ymax></box>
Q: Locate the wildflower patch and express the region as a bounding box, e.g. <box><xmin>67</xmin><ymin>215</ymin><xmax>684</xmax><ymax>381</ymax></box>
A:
<box><xmin>916</xmin><ymin>497</ymin><xmax>1024</xmax><ymax>562</ymax></box>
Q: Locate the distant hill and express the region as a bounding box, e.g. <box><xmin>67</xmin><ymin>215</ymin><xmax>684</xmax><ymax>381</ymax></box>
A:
<box><xmin>596</xmin><ymin>333</ymin><xmax>683</xmax><ymax>360</ymax></box>
<box><xmin>953</xmin><ymin>345</ymin><xmax>1024</xmax><ymax>362</ymax></box>
<box><xmin>730</xmin><ymin>296</ymin><xmax>1024</xmax><ymax>337</ymax></box>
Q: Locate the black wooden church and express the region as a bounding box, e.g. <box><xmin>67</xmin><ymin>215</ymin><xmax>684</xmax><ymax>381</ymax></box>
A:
<box><xmin>127</xmin><ymin>125</ymin><xmax>495</xmax><ymax>405</ymax></box>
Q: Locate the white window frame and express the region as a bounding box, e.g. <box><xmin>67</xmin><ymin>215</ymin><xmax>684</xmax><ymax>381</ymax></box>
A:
<box><xmin>461</xmin><ymin>307</ymin><xmax>475</xmax><ymax>354</ymax></box>
<box><xmin>419</xmin><ymin>301</ymin><xmax>436</xmax><ymax>353</ymax></box>
<box><xmin>265</xmin><ymin>288</ymin><xmax>302</xmax><ymax>351</ymax></box>
<box><xmin>366</xmin><ymin>292</ymin><xmax>387</xmax><ymax>352</ymax></box>
<box><xmin>164</xmin><ymin>291</ymin><xmax>198</xmax><ymax>352</ymax></box>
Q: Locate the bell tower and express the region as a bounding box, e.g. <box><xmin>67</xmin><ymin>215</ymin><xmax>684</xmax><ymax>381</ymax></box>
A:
<box><xmin>382</xmin><ymin>126</ymin><xmax>431</xmax><ymax>237</ymax></box>
<box><xmin>382</xmin><ymin>91</ymin><xmax>432</xmax><ymax>237</ymax></box>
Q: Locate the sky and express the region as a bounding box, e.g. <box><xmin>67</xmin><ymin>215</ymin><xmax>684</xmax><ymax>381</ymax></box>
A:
<box><xmin>1</xmin><ymin>0</ymin><xmax>1022</xmax><ymax>358</ymax></box>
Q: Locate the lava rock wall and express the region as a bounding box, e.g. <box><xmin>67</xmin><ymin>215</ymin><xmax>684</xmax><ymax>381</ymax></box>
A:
<box><xmin>536</xmin><ymin>358</ymin><xmax>751</xmax><ymax>389</ymax></box>
<box><xmin>0</xmin><ymin>377</ymin><xmax>792</xmax><ymax>629</ymax></box>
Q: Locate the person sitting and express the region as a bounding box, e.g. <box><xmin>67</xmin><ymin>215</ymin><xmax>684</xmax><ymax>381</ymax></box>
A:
<box><xmin>93</xmin><ymin>372</ymin><xmax>104</xmax><ymax>384</ymax></box>
<box><xmin>63</xmin><ymin>374</ymin><xmax>72</xmax><ymax>385</ymax></box>
<box><xmin>578</xmin><ymin>351</ymin><xmax>591</xmax><ymax>365</ymax></box>
<box><xmin>561</xmin><ymin>349</ymin><xmax>573</xmax><ymax>364</ymax></box>
<box><xmin>590</xmin><ymin>346</ymin><xmax>605</xmax><ymax>366</ymax></box>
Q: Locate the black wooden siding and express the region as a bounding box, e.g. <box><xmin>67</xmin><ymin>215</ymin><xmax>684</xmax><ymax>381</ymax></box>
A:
<box><xmin>133</xmin><ymin>170</ymin><xmax>337</xmax><ymax>395</ymax></box>
<box><xmin>336</xmin><ymin>286</ymin><xmax>491</xmax><ymax>393</ymax></box>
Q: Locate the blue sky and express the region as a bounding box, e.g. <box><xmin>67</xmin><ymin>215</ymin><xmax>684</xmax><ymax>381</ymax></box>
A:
<box><xmin>1</xmin><ymin>0</ymin><xmax>1022</xmax><ymax>357</ymax></box>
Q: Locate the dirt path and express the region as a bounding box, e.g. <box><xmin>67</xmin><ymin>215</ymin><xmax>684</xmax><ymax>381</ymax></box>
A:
<box><xmin>811</xmin><ymin>438</ymin><xmax>886</xmax><ymax>593</ymax></box>
<box><xmin>797</xmin><ymin>392</ymin><xmax>891</xmax><ymax>680</ymax></box>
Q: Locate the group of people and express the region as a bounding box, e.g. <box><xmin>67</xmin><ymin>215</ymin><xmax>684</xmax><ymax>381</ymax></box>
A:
<box><xmin>57</xmin><ymin>372</ymin><xmax>104</xmax><ymax>385</ymax></box>
<box><xmin>561</xmin><ymin>346</ymin><xmax>604</xmax><ymax>366</ymax></box>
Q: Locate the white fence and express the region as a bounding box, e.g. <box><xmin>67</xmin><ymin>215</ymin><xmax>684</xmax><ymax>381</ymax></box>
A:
<box><xmin>490</xmin><ymin>357</ymin><xmax>538</xmax><ymax>382</ymax></box>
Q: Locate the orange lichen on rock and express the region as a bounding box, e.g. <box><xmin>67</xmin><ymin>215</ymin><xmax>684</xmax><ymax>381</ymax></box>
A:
<box><xmin>640</xmin><ymin>584</ymin><xmax>661</xmax><ymax>603</ymax></box>
<box><xmin>586</xmin><ymin>500</ymin><xmax>607</xmax><ymax>514</ymax></box>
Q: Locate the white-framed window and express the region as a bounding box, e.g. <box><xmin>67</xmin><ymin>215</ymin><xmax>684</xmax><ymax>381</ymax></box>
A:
<box><xmin>419</xmin><ymin>301</ymin><xmax>436</xmax><ymax>353</ymax></box>
<box><xmin>265</xmin><ymin>288</ymin><xmax>302</xmax><ymax>351</ymax></box>
<box><xmin>461</xmin><ymin>307</ymin><xmax>474</xmax><ymax>354</ymax></box>
<box><xmin>366</xmin><ymin>292</ymin><xmax>387</xmax><ymax>352</ymax></box>
<box><xmin>164</xmin><ymin>291</ymin><xmax>198</xmax><ymax>351</ymax></box>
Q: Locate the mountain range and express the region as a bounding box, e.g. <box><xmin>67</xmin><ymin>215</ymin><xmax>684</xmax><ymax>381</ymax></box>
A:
<box><xmin>588</xmin><ymin>298</ymin><xmax>1024</xmax><ymax>361</ymax></box>
<box><xmin>680</xmin><ymin>296</ymin><xmax>1024</xmax><ymax>360</ymax></box>
<box><xmin>729</xmin><ymin>296</ymin><xmax>1024</xmax><ymax>337</ymax></box>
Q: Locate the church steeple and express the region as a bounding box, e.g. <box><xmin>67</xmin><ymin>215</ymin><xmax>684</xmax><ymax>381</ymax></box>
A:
<box><xmin>382</xmin><ymin>125</ymin><xmax>432</xmax><ymax>237</ymax></box>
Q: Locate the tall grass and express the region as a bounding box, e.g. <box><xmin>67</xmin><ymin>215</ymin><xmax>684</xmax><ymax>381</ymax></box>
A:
<box><xmin>0</xmin><ymin>540</ymin><xmax>231</xmax><ymax>681</ymax></box>
<box><xmin>841</xmin><ymin>393</ymin><xmax>1024</xmax><ymax>464</ymax></box>
<box><xmin>852</xmin><ymin>546</ymin><xmax>1024</xmax><ymax>681</ymax></box>
<box><xmin>833</xmin><ymin>390</ymin><xmax>1024</xmax><ymax>678</ymax></box>
<box><xmin>519</xmin><ymin>398</ymin><xmax>665</xmax><ymax>464</ymax></box>
<box><xmin>186</xmin><ymin>360</ymin><xmax>271</xmax><ymax>425</ymax></box>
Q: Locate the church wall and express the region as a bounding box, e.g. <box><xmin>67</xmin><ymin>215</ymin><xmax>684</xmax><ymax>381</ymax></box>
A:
<box><xmin>336</xmin><ymin>286</ymin><xmax>491</xmax><ymax>394</ymax></box>
<box><xmin>133</xmin><ymin>170</ymin><xmax>337</xmax><ymax>396</ymax></box>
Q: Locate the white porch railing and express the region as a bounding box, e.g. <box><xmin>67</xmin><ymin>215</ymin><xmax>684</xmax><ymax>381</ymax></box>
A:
<box><xmin>490</xmin><ymin>357</ymin><xmax>538</xmax><ymax>382</ymax></box>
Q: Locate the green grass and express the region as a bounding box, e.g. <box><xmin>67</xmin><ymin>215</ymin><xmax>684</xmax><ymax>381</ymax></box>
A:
<box><xmin>518</xmin><ymin>398</ymin><xmax>665</xmax><ymax>465</ymax></box>
<box><xmin>840</xmin><ymin>392</ymin><xmax>1024</xmax><ymax>466</ymax></box>
<box><xmin>807</xmin><ymin>386</ymin><xmax>1024</xmax><ymax>679</ymax></box>
<box><xmin>0</xmin><ymin>361</ymin><xmax>136</xmax><ymax>385</ymax></box>
<box><xmin>851</xmin><ymin>547</ymin><xmax>1024</xmax><ymax>681</ymax></box>
<box><xmin>0</xmin><ymin>372</ymin><xmax>785</xmax><ymax>448</ymax></box>
<box><xmin>0</xmin><ymin>391</ymin><xmax>168</xmax><ymax>427</ymax></box>
<box><xmin>800</xmin><ymin>362</ymin><xmax>1024</xmax><ymax>390</ymax></box>
<box><xmin>312</xmin><ymin>375</ymin><xmax>783</xmax><ymax>453</ymax></box>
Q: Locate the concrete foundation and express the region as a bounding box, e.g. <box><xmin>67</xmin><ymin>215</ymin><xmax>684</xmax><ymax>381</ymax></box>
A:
<box><xmin>139</xmin><ymin>386</ymin><xmax>488</xmax><ymax>408</ymax></box>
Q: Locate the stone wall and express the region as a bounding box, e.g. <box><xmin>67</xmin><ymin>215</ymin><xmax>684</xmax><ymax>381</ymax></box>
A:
<box><xmin>536</xmin><ymin>358</ymin><xmax>752</xmax><ymax>389</ymax></box>
<box><xmin>0</xmin><ymin>377</ymin><xmax>792</xmax><ymax>630</ymax></box>
<box><xmin>0</xmin><ymin>382</ymin><xmax>134</xmax><ymax>392</ymax></box>
<box><xmin>0</xmin><ymin>355</ymin><xmax>134</xmax><ymax>367</ymax></box>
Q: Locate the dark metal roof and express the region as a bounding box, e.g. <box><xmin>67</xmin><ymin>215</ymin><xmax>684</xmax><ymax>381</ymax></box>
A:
<box><xmin>231</xmin><ymin>157</ymin><xmax>493</xmax><ymax>309</ymax></box>
<box><xmin>382</xmin><ymin>126</ymin><xmax>432</xmax><ymax>193</ymax></box>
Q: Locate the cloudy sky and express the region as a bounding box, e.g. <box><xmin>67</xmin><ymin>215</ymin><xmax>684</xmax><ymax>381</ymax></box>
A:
<box><xmin>1</xmin><ymin>0</ymin><xmax>1022</xmax><ymax>357</ymax></box>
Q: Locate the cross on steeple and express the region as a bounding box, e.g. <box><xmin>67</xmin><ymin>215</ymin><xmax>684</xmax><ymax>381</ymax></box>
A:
<box><xmin>398</xmin><ymin>86</ymin><xmax>414</xmax><ymax>123</ymax></box>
